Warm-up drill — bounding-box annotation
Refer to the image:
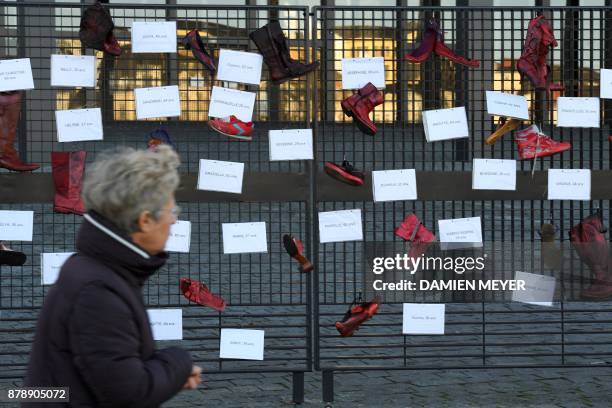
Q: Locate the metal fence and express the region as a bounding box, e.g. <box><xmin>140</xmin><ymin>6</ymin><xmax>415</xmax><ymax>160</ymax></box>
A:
<box><xmin>2</xmin><ymin>3</ymin><xmax>612</xmax><ymax>405</ymax></box>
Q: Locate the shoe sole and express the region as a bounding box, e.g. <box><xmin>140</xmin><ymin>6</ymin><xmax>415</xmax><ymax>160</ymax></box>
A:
<box><xmin>209</xmin><ymin>122</ymin><xmax>252</xmax><ymax>141</ymax></box>
<box><xmin>519</xmin><ymin>145</ymin><xmax>571</xmax><ymax>160</ymax></box>
<box><xmin>324</xmin><ymin>163</ymin><xmax>364</xmax><ymax>186</ymax></box>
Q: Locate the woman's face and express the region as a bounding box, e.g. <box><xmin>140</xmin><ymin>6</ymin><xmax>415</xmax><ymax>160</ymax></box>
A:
<box><xmin>132</xmin><ymin>195</ymin><xmax>178</xmax><ymax>255</ymax></box>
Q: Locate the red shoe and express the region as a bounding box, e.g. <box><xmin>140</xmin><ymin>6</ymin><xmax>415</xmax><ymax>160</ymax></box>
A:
<box><xmin>0</xmin><ymin>242</ymin><xmax>26</xmax><ymax>266</ymax></box>
<box><xmin>79</xmin><ymin>1</ymin><xmax>121</xmax><ymax>56</ymax></box>
<box><xmin>180</xmin><ymin>278</ymin><xmax>226</xmax><ymax>311</ymax></box>
<box><xmin>324</xmin><ymin>159</ymin><xmax>365</xmax><ymax>186</ymax></box>
<box><xmin>283</xmin><ymin>234</ymin><xmax>313</xmax><ymax>273</ymax></box>
<box><xmin>0</xmin><ymin>92</ymin><xmax>40</xmax><ymax>172</ymax></box>
<box><xmin>394</xmin><ymin>214</ymin><xmax>436</xmax><ymax>260</ymax></box>
<box><xmin>51</xmin><ymin>151</ymin><xmax>86</xmax><ymax>216</ymax></box>
<box><xmin>209</xmin><ymin>116</ymin><xmax>254</xmax><ymax>141</ymax></box>
<box><xmin>340</xmin><ymin>82</ymin><xmax>383</xmax><ymax>135</ymax></box>
<box><xmin>515</xmin><ymin>125</ymin><xmax>571</xmax><ymax>160</ymax></box>
<box><xmin>183</xmin><ymin>29</ymin><xmax>216</xmax><ymax>74</ymax></box>
<box><xmin>335</xmin><ymin>295</ymin><xmax>380</xmax><ymax>337</ymax></box>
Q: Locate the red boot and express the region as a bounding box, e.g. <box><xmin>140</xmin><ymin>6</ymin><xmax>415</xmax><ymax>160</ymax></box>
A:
<box><xmin>283</xmin><ymin>234</ymin><xmax>314</xmax><ymax>273</ymax></box>
<box><xmin>79</xmin><ymin>1</ymin><xmax>121</xmax><ymax>56</ymax></box>
<box><xmin>517</xmin><ymin>15</ymin><xmax>563</xmax><ymax>92</ymax></box>
<box><xmin>180</xmin><ymin>278</ymin><xmax>226</xmax><ymax>311</ymax></box>
<box><xmin>335</xmin><ymin>296</ymin><xmax>380</xmax><ymax>337</ymax></box>
<box><xmin>51</xmin><ymin>151</ymin><xmax>86</xmax><ymax>215</ymax></box>
<box><xmin>0</xmin><ymin>242</ymin><xmax>26</xmax><ymax>266</ymax></box>
<box><xmin>340</xmin><ymin>82</ymin><xmax>383</xmax><ymax>135</ymax></box>
<box><xmin>0</xmin><ymin>91</ymin><xmax>39</xmax><ymax>172</ymax></box>
<box><xmin>515</xmin><ymin>125</ymin><xmax>571</xmax><ymax>160</ymax></box>
<box><xmin>394</xmin><ymin>214</ymin><xmax>436</xmax><ymax>260</ymax></box>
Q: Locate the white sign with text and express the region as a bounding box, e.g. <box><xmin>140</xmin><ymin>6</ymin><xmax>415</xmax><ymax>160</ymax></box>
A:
<box><xmin>318</xmin><ymin>209</ymin><xmax>363</xmax><ymax>243</ymax></box>
<box><xmin>0</xmin><ymin>211</ymin><xmax>34</xmax><ymax>241</ymax></box>
<box><xmin>41</xmin><ymin>252</ymin><xmax>74</xmax><ymax>285</ymax></box>
<box><xmin>372</xmin><ymin>169</ymin><xmax>417</xmax><ymax>202</ymax></box>
<box><xmin>402</xmin><ymin>303</ymin><xmax>445</xmax><ymax>335</ymax></box>
<box><xmin>269</xmin><ymin>129</ymin><xmax>314</xmax><ymax>161</ymax></box>
<box><xmin>472</xmin><ymin>159</ymin><xmax>516</xmax><ymax>191</ymax></box>
<box><xmin>556</xmin><ymin>97</ymin><xmax>600</xmax><ymax>128</ymax></box>
<box><xmin>134</xmin><ymin>85</ymin><xmax>181</xmax><ymax>119</ymax></box>
<box><xmin>197</xmin><ymin>159</ymin><xmax>245</xmax><ymax>194</ymax></box>
<box><xmin>131</xmin><ymin>21</ymin><xmax>177</xmax><ymax>53</ymax></box>
<box><xmin>485</xmin><ymin>91</ymin><xmax>529</xmax><ymax>120</ymax></box>
<box><xmin>219</xmin><ymin>328</ymin><xmax>265</xmax><ymax>361</ymax></box>
<box><xmin>437</xmin><ymin>216</ymin><xmax>483</xmax><ymax>250</ymax></box>
<box><xmin>51</xmin><ymin>55</ymin><xmax>96</xmax><ymax>88</ymax></box>
<box><xmin>164</xmin><ymin>221</ymin><xmax>191</xmax><ymax>253</ymax></box>
<box><xmin>600</xmin><ymin>68</ymin><xmax>612</xmax><ymax>99</ymax></box>
<box><xmin>147</xmin><ymin>309</ymin><xmax>183</xmax><ymax>340</ymax></box>
<box><xmin>222</xmin><ymin>222</ymin><xmax>268</xmax><ymax>254</ymax></box>
<box><xmin>512</xmin><ymin>271</ymin><xmax>556</xmax><ymax>307</ymax></box>
<box><xmin>547</xmin><ymin>169</ymin><xmax>591</xmax><ymax>200</ymax></box>
<box><xmin>208</xmin><ymin>86</ymin><xmax>256</xmax><ymax>123</ymax></box>
<box><xmin>55</xmin><ymin>108</ymin><xmax>103</xmax><ymax>143</ymax></box>
<box><xmin>341</xmin><ymin>57</ymin><xmax>386</xmax><ymax>90</ymax></box>
<box><xmin>422</xmin><ymin>107</ymin><xmax>469</xmax><ymax>142</ymax></box>
<box><xmin>217</xmin><ymin>49</ymin><xmax>263</xmax><ymax>85</ymax></box>
<box><xmin>0</xmin><ymin>58</ymin><xmax>34</xmax><ymax>92</ymax></box>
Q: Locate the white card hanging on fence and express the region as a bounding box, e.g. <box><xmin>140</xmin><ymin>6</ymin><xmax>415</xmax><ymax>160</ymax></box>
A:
<box><xmin>217</xmin><ymin>49</ymin><xmax>263</xmax><ymax>86</ymax></box>
<box><xmin>40</xmin><ymin>252</ymin><xmax>74</xmax><ymax>285</ymax></box>
<box><xmin>222</xmin><ymin>222</ymin><xmax>268</xmax><ymax>254</ymax></box>
<box><xmin>422</xmin><ymin>107</ymin><xmax>469</xmax><ymax>142</ymax></box>
<box><xmin>208</xmin><ymin>86</ymin><xmax>256</xmax><ymax>123</ymax></box>
<box><xmin>437</xmin><ymin>216</ymin><xmax>483</xmax><ymax>250</ymax></box>
<box><xmin>131</xmin><ymin>21</ymin><xmax>177</xmax><ymax>53</ymax></box>
<box><xmin>197</xmin><ymin>159</ymin><xmax>244</xmax><ymax>194</ymax></box>
<box><xmin>0</xmin><ymin>58</ymin><xmax>35</xmax><ymax>92</ymax></box>
<box><xmin>372</xmin><ymin>169</ymin><xmax>417</xmax><ymax>202</ymax></box>
<box><xmin>547</xmin><ymin>169</ymin><xmax>591</xmax><ymax>200</ymax></box>
<box><xmin>147</xmin><ymin>309</ymin><xmax>183</xmax><ymax>340</ymax></box>
<box><xmin>556</xmin><ymin>97</ymin><xmax>600</xmax><ymax>128</ymax></box>
<box><xmin>512</xmin><ymin>271</ymin><xmax>556</xmax><ymax>307</ymax></box>
<box><xmin>268</xmin><ymin>129</ymin><xmax>314</xmax><ymax>161</ymax></box>
<box><xmin>600</xmin><ymin>68</ymin><xmax>612</xmax><ymax>99</ymax></box>
<box><xmin>0</xmin><ymin>210</ymin><xmax>34</xmax><ymax>241</ymax></box>
<box><xmin>341</xmin><ymin>57</ymin><xmax>386</xmax><ymax>90</ymax></box>
<box><xmin>164</xmin><ymin>221</ymin><xmax>191</xmax><ymax>253</ymax></box>
<box><xmin>50</xmin><ymin>55</ymin><xmax>96</xmax><ymax>88</ymax></box>
<box><xmin>55</xmin><ymin>108</ymin><xmax>103</xmax><ymax>143</ymax></box>
<box><xmin>402</xmin><ymin>303</ymin><xmax>445</xmax><ymax>335</ymax></box>
<box><xmin>318</xmin><ymin>209</ymin><xmax>363</xmax><ymax>243</ymax></box>
<box><xmin>219</xmin><ymin>328</ymin><xmax>265</xmax><ymax>361</ymax></box>
<box><xmin>472</xmin><ymin>159</ymin><xmax>516</xmax><ymax>191</ymax></box>
<box><xmin>485</xmin><ymin>91</ymin><xmax>529</xmax><ymax>120</ymax></box>
<box><xmin>134</xmin><ymin>85</ymin><xmax>181</xmax><ymax>120</ymax></box>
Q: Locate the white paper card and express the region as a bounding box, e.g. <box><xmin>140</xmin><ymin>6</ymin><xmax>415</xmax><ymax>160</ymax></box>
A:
<box><xmin>131</xmin><ymin>21</ymin><xmax>177</xmax><ymax>53</ymax></box>
<box><xmin>222</xmin><ymin>222</ymin><xmax>267</xmax><ymax>254</ymax></box>
<box><xmin>556</xmin><ymin>97</ymin><xmax>600</xmax><ymax>128</ymax></box>
<box><xmin>437</xmin><ymin>216</ymin><xmax>483</xmax><ymax>250</ymax></box>
<box><xmin>600</xmin><ymin>68</ymin><xmax>612</xmax><ymax>99</ymax></box>
<box><xmin>485</xmin><ymin>91</ymin><xmax>529</xmax><ymax>120</ymax></box>
<box><xmin>372</xmin><ymin>169</ymin><xmax>417</xmax><ymax>202</ymax></box>
<box><xmin>548</xmin><ymin>169</ymin><xmax>591</xmax><ymax>200</ymax></box>
<box><xmin>512</xmin><ymin>271</ymin><xmax>556</xmax><ymax>307</ymax></box>
<box><xmin>164</xmin><ymin>221</ymin><xmax>191</xmax><ymax>253</ymax></box>
<box><xmin>197</xmin><ymin>159</ymin><xmax>244</xmax><ymax>194</ymax></box>
<box><xmin>422</xmin><ymin>107</ymin><xmax>469</xmax><ymax>142</ymax></box>
<box><xmin>134</xmin><ymin>86</ymin><xmax>181</xmax><ymax>120</ymax></box>
<box><xmin>269</xmin><ymin>129</ymin><xmax>314</xmax><ymax>161</ymax></box>
<box><xmin>0</xmin><ymin>58</ymin><xmax>34</xmax><ymax>92</ymax></box>
<box><xmin>217</xmin><ymin>49</ymin><xmax>263</xmax><ymax>85</ymax></box>
<box><xmin>318</xmin><ymin>209</ymin><xmax>363</xmax><ymax>243</ymax></box>
<box><xmin>147</xmin><ymin>309</ymin><xmax>183</xmax><ymax>341</ymax></box>
<box><xmin>402</xmin><ymin>303</ymin><xmax>445</xmax><ymax>335</ymax></box>
<box><xmin>55</xmin><ymin>108</ymin><xmax>103</xmax><ymax>143</ymax></box>
<box><xmin>472</xmin><ymin>159</ymin><xmax>516</xmax><ymax>191</ymax></box>
<box><xmin>0</xmin><ymin>211</ymin><xmax>34</xmax><ymax>241</ymax></box>
<box><xmin>40</xmin><ymin>252</ymin><xmax>74</xmax><ymax>285</ymax></box>
<box><xmin>50</xmin><ymin>55</ymin><xmax>96</xmax><ymax>88</ymax></box>
<box><xmin>208</xmin><ymin>86</ymin><xmax>256</xmax><ymax>123</ymax></box>
<box><xmin>341</xmin><ymin>57</ymin><xmax>386</xmax><ymax>90</ymax></box>
<box><xmin>219</xmin><ymin>328</ymin><xmax>265</xmax><ymax>361</ymax></box>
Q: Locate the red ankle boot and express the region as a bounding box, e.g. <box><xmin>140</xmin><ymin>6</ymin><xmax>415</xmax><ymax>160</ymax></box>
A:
<box><xmin>340</xmin><ymin>82</ymin><xmax>383</xmax><ymax>135</ymax></box>
<box><xmin>0</xmin><ymin>91</ymin><xmax>39</xmax><ymax>172</ymax></box>
<box><xmin>515</xmin><ymin>125</ymin><xmax>571</xmax><ymax>160</ymax></box>
<box><xmin>335</xmin><ymin>296</ymin><xmax>380</xmax><ymax>337</ymax></box>
<box><xmin>394</xmin><ymin>214</ymin><xmax>436</xmax><ymax>260</ymax></box>
<box><xmin>517</xmin><ymin>15</ymin><xmax>563</xmax><ymax>92</ymax></box>
<box><xmin>180</xmin><ymin>278</ymin><xmax>226</xmax><ymax>311</ymax></box>
<box><xmin>283</xmin><ymin>234</ymin><xmax>314</xmax><ymax>273</ymax></box>
<box><xmin>51</xmin><ymin>151</ymin><xmax>86</xmax><ymax>215</ymax></box>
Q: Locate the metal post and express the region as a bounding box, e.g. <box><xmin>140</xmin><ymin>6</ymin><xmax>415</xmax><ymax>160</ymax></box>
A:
<box><xmin>322</xmin><ymin>370</ymin><xmax>334</xmax><ymax>404</ymax></box>
<box><xmin>292</xmin><ymin>371</ymin><xmax>305</xmax><ymax>404</ymax></box>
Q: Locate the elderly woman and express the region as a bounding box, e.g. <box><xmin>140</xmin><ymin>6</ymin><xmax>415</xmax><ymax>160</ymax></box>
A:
<box><xmin>24</xmin><ymin>146</ymin><xmax>200</xmax><ymax>406</ymax></box>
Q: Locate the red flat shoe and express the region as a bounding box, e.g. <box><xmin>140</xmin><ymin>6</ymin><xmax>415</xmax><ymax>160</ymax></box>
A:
<box><xmin>324</xmin><ymin>160</ymin><xmax>365</xmax><ymax>186</ymax></box>
<box><xmin>180</xmin><ymin>278</ymin><xmax>226</xmax><ymax>311</ymax></box>
<box><xmin>335</xmin><ymin>295</ymin><xmax>380</xmax><ymax>337</ymax></box>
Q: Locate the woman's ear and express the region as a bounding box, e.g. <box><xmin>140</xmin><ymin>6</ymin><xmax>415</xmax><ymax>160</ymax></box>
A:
<box><xmin>136</xmin><ymin>210</ymin><xmax>155</xmax><ymax>233</ymax></box>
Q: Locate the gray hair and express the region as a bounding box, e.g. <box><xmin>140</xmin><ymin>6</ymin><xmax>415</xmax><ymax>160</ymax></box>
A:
<box><xmin>82</xmin><ymin>145</ymin><xmax>180</xmax><ymax>234</ymax></box>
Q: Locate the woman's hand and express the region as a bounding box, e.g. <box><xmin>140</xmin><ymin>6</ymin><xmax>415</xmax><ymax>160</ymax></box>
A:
<box><xmin>182</xmin><ymin>365</ymin><xmax>202</xmax><ymax>390</ymax></box>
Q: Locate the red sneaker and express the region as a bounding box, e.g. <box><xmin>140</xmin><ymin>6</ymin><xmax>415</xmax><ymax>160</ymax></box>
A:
<box><xmin>283</xmin><ymin>234</ymin><xmax>314</xmax><ymax>273</ymax></box>
<box><xmin>209</xmin><ymin>116</ymin><xmax>254</xmax><ymax>141</ymax></box>
<box><xmin>515</xmin><ymin>125</ymin><xmax>571</xmax><ymax>160</ymax></box>
<box><xmin>180</xmin><ymin>278</ymin><xmax>226</xmax><ymax>311</ymax></box>
<box><xmin>335</xmin><ymin>296</ymin><xmax>380</xmax><ymax>337</ymax></box>
<box><xmin>324</xmin><ymin>159</ymin><xmax>365</xmax><ymax>186</ymax></box>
